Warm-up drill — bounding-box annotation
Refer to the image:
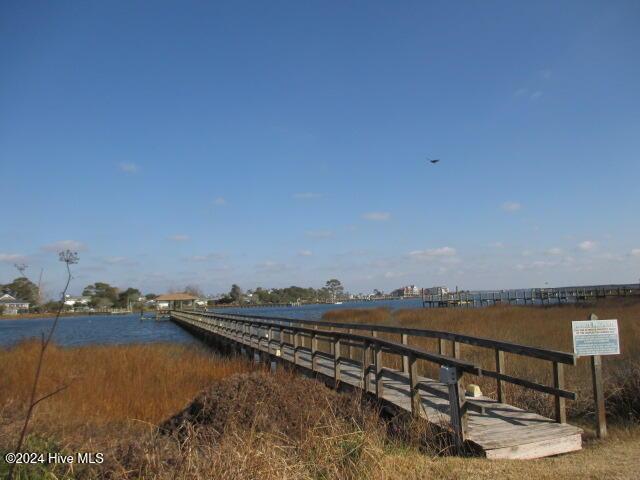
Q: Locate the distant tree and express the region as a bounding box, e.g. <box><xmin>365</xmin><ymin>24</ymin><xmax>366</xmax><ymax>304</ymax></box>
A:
<box><xmin>117</xmin><ymin>288</ymin><xmax>141</xmax><ymax>308</ymax></box>
<box><xmin>2</xmin><ymin>277</ymin><xmax>39</xmax><ymax>305</ymax></box>
<box><xmin>144</xmin><ymin>293</ymin><xmax>158</xmax><ymax>300</ymax></box>
<box><xmin>185</xmin><ymin>284</ymin><xmax>204</xmax><ymax>297</ymax></box>
<box><xmin>325</xmin><ymin>279</ymin><xmax>344</xmax><ymax>302</ymax></box>
<box><xmin>83</xmin><ymin>282</ymin><xmax>118</xmax><ymax>306</ymax></box>
<box><xmin>229</xmin><ymin>284</ymin><xmax>242</xmax><ymax>303</ymax></box>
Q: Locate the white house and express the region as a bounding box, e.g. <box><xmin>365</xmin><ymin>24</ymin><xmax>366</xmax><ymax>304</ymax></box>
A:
<box><xmin>0</xmin><ymin>293</ymin><xmax>30</xmax><ymax>315</ymax></box>
<box><xmin>63</xmin><ymin>295</ymin><xmax>92</xmax><ymax>307</ymax></box>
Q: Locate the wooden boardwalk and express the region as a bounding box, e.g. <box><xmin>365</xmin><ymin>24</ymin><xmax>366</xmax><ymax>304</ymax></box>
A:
<box><xmin>171</xmin><ymin>311</ymin><xmax>583</xmax><ymax>459</ymax></box>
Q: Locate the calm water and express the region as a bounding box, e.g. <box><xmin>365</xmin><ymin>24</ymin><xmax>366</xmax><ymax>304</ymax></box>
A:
<box><xmin>0</xmin><ymin>300</ymin><xmax>418</xmax><ymax>347</ymax></box>
<box><xmin>0</xmin><ymin>314</ymin><xmax>197</xmax><ymax>348</ymax></box>
<box><xmin>211</xmin><ymin>298</ymin><xmax>424</xmax><ymax>320</ymax></box>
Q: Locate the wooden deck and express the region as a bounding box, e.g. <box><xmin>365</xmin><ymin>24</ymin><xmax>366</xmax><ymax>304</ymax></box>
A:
<box><xmin>171</xmin><ymin>311</ymin><xmax>583</xmax><ymax>460</ymax></box>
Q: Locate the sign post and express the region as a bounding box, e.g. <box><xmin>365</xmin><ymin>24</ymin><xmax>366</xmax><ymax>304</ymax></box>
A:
<box><xmin>572</xmin><ymin>313</ymin><xmax>620</xmax><ymax>439</ymax></box>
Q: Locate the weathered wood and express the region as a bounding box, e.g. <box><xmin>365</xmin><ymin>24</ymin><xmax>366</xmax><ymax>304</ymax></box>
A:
<box><xmin>401</xmin><ymin>333</ymin><xmax>409</xmax><ymax>374</ymax></box>
<box><xmin>348</xmin><ymin>328</ymin><xmax>355</xmax><ymax>361</ymax></box>
<box><xmin>363</xmin><ymin>340</ymin><xmax>371</xmax><ymax>393</ymax></box>
<box><xmin>438</xmin><ymin>338</ymin><xmax>445</xmax><ymax>356</ymax></box>
<box><xmin>553</xmin><ymin>362</ymin><xmax>566</xmax><ymax>423</ymax></box>
<box><xmin>453</xmin><ymin>340</ymin><xmax>461</xmax><ymax>360</ymax></box>
<box><xmin>334</xmin><ymin>338</ymin><xmax>341</xmax><ymax>388</ymax></box>
<box><xmin>481</xmin><ymin>369</ymin><xmax>576</xmax><ymax>400</ymax></box>
<box><xmin>408</xmin><ymin>353</ymin><xmax>420</xmax><ymax>417</ymax></box>
<box><xmin>591</xmin><ymin>354</ymin><xmax>607</xmax><ymax>438</ymax></box>
<box><xmin>495</xmin><ymin>349</ymin><xmax>505</xmax><ymax>403</ymax></box>
<box><xmin>375</xmin><ymin>343</ymin><xmax>383</xmax><ymax>397</ymax></box>
<box><xmin>311</xmin><ymin>332</ymin><xmax>318</xmax><ymax>371</ymax></box>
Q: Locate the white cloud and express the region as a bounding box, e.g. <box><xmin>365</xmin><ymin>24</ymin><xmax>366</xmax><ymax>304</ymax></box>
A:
<box><xmin>632</xmin><ymin>249</ymin><xmax>640</xmax><ymax>257</ymax></box>
<box><xmin>489</xmin><ymin>242</ymin><xmax>505</xmax><ymax>249</ymax></box>
<box><xmin>0</xmin><ymin>253</ymin><xmax>26</xmax><ymax>263</ymax></box>
<box><xmin>514</xmin><ymin>88</ymin><xmax>528</xmax><ymax>97</ymax></box>
<box><xmin>298</xmin><ymin>250</ymin><xmax>313</xmax><ymax>257</ymax></box>
<box><xmin>383</xmin><ymin>271</ymin><xmax>406</xmax><ymax>279</ymax></box>
<box><xmin>306</xmin><ymin>230</ymin><xmax>333</xmax><ymax>239</ymax></box>
<box><xmin>545</xmin><ymin>247</ymin><xmax>563</xmax><ymax>256</ymax></box>
<box><xmin>256</xmin><ymin>260</ymin><xmax>288</xmax><ymax>273</ymax></box>
<box><xmin>168</xmin><ymin>234</ymin><xmax>190</xmax><ymax>242</ymax></box>
<box><xmin>213</xmin><ymin>197</ymin><xmax>227</xmax><ymax>206</ymax></box>
<box><xmin>362</xmin><ymin>212</ymin><xmax>391</xmax><ymax>221</ymax></box>
<box><xmin>42</xmin><ymin>240</ymin><xmax>87</xmax><ymax>252</ymax></box>
<box><xmin>501</xmin><ymin>201</ymin><xmax>521</xmax><ymax>213</ymax></box>
<box><xmin>293</xmin><ymin>192</ymin><xmax>323</xmax><ymax>200</ymax></box>
<box><xmin>409</xmin><ymin>246</ymin><xmax>457</xmax><ymax>261</ymax></box>
<box><xmin>530</xmin><ymin>91</ymin><xmax>543</xmax><ymax>100</ymax></box>
<box><xmin>540</xmin><ymin>69</ymin><xmax>552</xmax><ymax>80</ymax></box>
<box><xmin>521</xmin><ymin>249</ymin><xmax>533</xmax><ymax>257</ymax></box>
<box><xmin>185</xmin><ymin>253</ymin><xmax>225</xmax><ymax>262</ymax></box>
<box><xmin>578</xmin><ymin>240</ymin><xmax>597</xmax><ymax>252</ymax></box>
<box><xmin>118</xmin><ymin>162</ymin><xmax>139</xmax><ymax>173</ymax></box>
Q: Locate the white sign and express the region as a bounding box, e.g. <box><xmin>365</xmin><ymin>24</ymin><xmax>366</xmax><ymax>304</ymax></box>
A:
<box><xmin>572</xmin><ymin>319</ymin><xmax>620</xmax><ymax>356</ymax></box>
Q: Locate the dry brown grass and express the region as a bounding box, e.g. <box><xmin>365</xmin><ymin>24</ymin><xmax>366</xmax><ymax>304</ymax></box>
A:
<box><xmin>0</xmin><ymin>341</ymin><xmax>254</xmax><ymax>446</ymax></box>
<box><xmin>323</xmin><ymin>301</ymin><xmax>640</xmax><ymax>423</ymax></box>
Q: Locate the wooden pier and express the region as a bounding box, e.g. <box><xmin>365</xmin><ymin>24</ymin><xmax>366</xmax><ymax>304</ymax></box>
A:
<box><xmin>171</xmin><ymin>310</ymin><xmax>585</xmax><ymax>459</ymax></box>
<box><xmin>422</xmin><ymin>284</ymin><xmax>640</xmax><ymax>308</ymax></box>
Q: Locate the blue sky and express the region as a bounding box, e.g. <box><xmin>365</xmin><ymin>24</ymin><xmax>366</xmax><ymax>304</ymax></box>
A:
<box><xmin>1</xmin><ymin>1</ymin><xmax>639</xmax><ymax>297</ymax></box>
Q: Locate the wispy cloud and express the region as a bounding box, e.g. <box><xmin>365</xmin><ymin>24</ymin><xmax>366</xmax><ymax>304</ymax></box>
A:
<box><xmin>578</xmin><ymin>240</ymin><xmax>597</xmax><ymax>252</ymax></box>
<box><xmin>118</xmin><ymin>162</ymin><xmax>139</xmax><ymax>174</ymax></box>
<box><xmin>306</xmin><ymin>230</ymin><xmax>333</xmax><ymax>239</ymax></box>
<box><xmin>489</xmin><ymin>242</ymin><xmax>505</xmax><ymax>249</ymax></box>
<box><xmin>362</xmin><ymin>212</ymin><xmax>391</xmax><ymax>221</ymax></box>
<box><xmin>540</xmin><ymin>69</ymin><xmax>552</xmax><ymax>80</ymax></box>
<box><xmin>409</xmin><ymin>246</ymin><xmax>457</xmax><ymax>261</ymax></box>
<box><xmin>0</xmin><ymin>253</ymin><xmax>27</xmax><ymax>263</ymax></box>
<box><xmin>530</xmin><ymin>91</ymin><xmax>543</xmax><ymax>100</ymax></box>
<box><xmin>514</xmin><ymin>88</ymin><xmax>528</xmax><ymax>97</ymax></box>
<box><xmin>256</xmin><ymin>260</ymin><xmax>289</xmax><ymax>273</ymax></box>
<box><xmin>545</xmin><ymin>247</ymin><xmax>563</xmax><ymax>256</ymax></box>
<box><xmin>293</xmin><ymin>192</ymin><xmax>323</xmax><ymax>200</ymax></box>
<box><xmin>168</xmin><ymin>234</ymin><xmax>190</xmax><ymax>242</ymax></box>
<box><xmin>185</xmin><ymin>253</ymin><xmax>225</xmax><ymax>262</ymax></box>
<box><xmin>213</xmin><ymin>197</ymin><xmax>227</xmax><ymax>206</ymax></box>
<box><xmin>298</xmin><ymin>250</ymin><xmax>313</xmax><ymax>257</ymax></box>
<box><xmin>501</xmin><ymin>201</ymin><xmax>522</xmax><ymax>213</ymax></box>
<box><xmin>632</xmin><ymin>249</ymin><xmax>640</xmax><ymax>257</ymax></box>
<box><xmin>42</xmin><ymin>240</ymin><xmax>87</xmax><ymax>252</ymax></box>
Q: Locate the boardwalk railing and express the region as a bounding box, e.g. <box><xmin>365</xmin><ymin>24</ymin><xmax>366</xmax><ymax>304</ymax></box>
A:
<box><xmin>172</xmin><ymin>309</ymin><xmax>580</xmax><ymax>448</ymax></box>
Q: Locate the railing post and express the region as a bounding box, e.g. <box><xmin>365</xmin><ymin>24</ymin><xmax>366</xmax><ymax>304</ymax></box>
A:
<box><xmin>348</xmin><ymin>328</ymin><xmax>354</xmax><ymax>361</ymax></box>
<box><xmin>374</xmin><ymin>342</ymin><xmax>384</xmax><ymax>398</ymax></box>
<box><xmin>408</xmin><ymin>352</ymin><xmax>420</xmax><ymax>417</ymax></box>
<box><xmin>553</xmin><ymin>361</ymin><xmax>566</xmax><ymax>423</ymax></box>
<box><xmin>363</xmin><ymin>340</ymin><xmax>371</xmax><ymax>393</ymax></box>
<box><xmin>311</xmin><ymin>332</ymin><xmax>317</xmax><ymax>371</ymax></box>
<box><xmin>334</xmin><ymin>337</ymin><xmax>341</xmax><ymax>388</ymax></box>
<box><xmin>401</xmin><ymin>333</ymin><xmax>409</xmax><ymax>374</ymax></box>
<box><xmin>495</xmin><ymin>349</ymin><xmax>505</xmax><ymax>403</ymax></box>
<box><xmin>293</xmin><ymin>330</ymin><xmax>299</xmax><ymax>365</ymax></box>
<box><xmin>453</xmin><ymin>340</ymin><xmax>460</xmax><ymax>359</ymax></box>
<box><xmin>438</xmin><ymin>338</ymin><xmax>445</xmax><ymax>356</ymax></box>
<box><xmin>440</xmin><ymin>366</ymin><xmax>466</xmax><ymax>451</ymax></box>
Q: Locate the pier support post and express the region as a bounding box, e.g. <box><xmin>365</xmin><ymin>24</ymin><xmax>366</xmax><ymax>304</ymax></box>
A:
<box><xmin>374</xmin><ymin>343</ymin><xmax>383</xmax><ymax>398</ymax></box>
<box><xmin>334</xmin><ymin>337</ymin><xmax>341</xmax><ymax>388</ymax></box>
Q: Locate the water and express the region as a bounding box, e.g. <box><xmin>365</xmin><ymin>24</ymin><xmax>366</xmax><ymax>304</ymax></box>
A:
<box><xmin>0</xmin><ymin>314</ymin><xmax>196</xmax><ymax>348</ymax></box>
<box><xmin>211</xmin><ymin>297</ymin><xmax>424</xmax><ymax>320</ymax></box>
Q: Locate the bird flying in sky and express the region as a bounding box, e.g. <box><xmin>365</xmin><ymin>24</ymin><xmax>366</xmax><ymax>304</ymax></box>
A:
<box><xmin>426</xmin><ymin>157</ymin><xmax>440</xmax><ymax>164</ymax></box>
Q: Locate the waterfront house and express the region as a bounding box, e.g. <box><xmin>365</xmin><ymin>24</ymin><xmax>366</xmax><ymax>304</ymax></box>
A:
<box><xmin>0</xmin><ymin>293</ymin><xmax>30</xmax><ymax>314</ymax></box>
<box><xmin>154</xmin><ymin>293</ymin><xmax>199</xmax><ymax>311</ymax></box>
<box><xmin>63</xmin><ymin>295</ymin><xmax>92</xmax><ymax>307</ymax></box>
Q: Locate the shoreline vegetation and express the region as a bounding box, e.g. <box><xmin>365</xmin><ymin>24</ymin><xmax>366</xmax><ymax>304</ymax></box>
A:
<box><xmin>1</xmin><ymin>302</ymin><xmax>639</xmax><ymax>478</ymax></box>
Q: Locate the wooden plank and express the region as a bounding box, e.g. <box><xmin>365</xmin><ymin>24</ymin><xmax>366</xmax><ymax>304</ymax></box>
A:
<box><xmin>495</xmin><ymin>349</ymin><xmax>505</xmax><ymax>403</ymax></box>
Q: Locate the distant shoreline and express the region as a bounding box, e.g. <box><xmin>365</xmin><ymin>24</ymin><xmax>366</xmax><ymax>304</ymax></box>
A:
<box><xmin>0</xmin><ymin>311</ymin><xmax>142</xmax><ymax>320</ymax></box>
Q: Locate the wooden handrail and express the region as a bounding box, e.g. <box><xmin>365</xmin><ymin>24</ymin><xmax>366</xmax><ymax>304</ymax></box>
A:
<box><xmin>198</xmin><ymin>310</ymin><xmax>576</xmax><ymax>365</ymax></box>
